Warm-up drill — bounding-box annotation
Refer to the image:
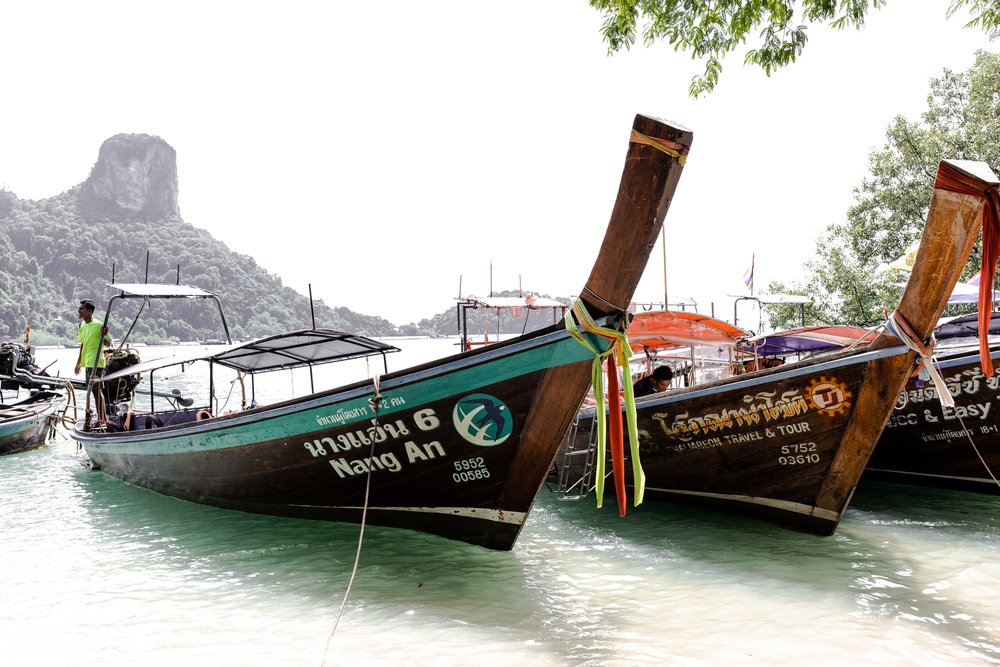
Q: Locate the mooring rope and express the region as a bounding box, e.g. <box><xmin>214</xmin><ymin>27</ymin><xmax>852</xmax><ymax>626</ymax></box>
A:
<box><xmin>935</xmin><ymin>407</ymin><xmax>1000</xmax><ymax>491</ymax></box>
<box><xmin>322</xmin><ymin>373</ymin><xmax>381</xmax><ymax>666</ymax></box>
<box><xmin>886</xmin><ymin>310</ymin><xmax>954</xmax><ymax>408</ymax></box>
<box><xmin>890</xmin><ymin>340</ymin><xmax>1000</xmax><ymax>490</ymax></box>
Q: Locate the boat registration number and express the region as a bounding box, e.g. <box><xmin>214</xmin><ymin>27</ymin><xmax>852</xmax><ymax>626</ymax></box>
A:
<box><xmin>453</xmin><ymin>456</ymin><xmax>491</xmax><ymax>483</ymax></box>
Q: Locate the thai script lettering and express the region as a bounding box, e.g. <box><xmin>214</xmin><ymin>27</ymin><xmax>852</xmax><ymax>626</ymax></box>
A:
<box><xmin>313</xmin><ymin>396</ymin><xmax>408</xmax><ymax>427</ymax></box>
<box><xmin>920</xmin><ymin>428</ymin><xmax>973</xmax><ymax>443</ymax></box>
<box><xmin>651</xmin><ymin>389</ymin><xmax>809</xmax><ymax>443</ymax></box>
<box><xmin>897</xmin><ymin>367</ymin><xmax>1000</xmax><ymax>407</ymax></box>
<box><xmin>315</xmin><ymin>405</ymin><xmax>371</xmax><ymax>427</ymax></box>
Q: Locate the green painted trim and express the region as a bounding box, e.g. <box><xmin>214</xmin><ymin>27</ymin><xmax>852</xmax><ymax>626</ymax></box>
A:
<box><xmin>85</xmin><ymin>332</ymin><xmax>603</xmax><ymax>456</ymax></box>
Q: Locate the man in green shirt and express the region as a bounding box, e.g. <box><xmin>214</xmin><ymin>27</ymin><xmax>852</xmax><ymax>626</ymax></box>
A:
<box><xmin>75</xmin><ymin>299</ymin><xmax>111</xmax><ymax>428</ymax></box>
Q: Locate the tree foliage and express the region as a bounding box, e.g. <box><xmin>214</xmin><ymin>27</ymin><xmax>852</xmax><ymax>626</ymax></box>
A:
<box><xmin>765</xmin><ymin>50</ymin><xmax>1000</xmax><ymax>330</ymax></box>
<box><xmin>590</xmin><ymin>0</ymin><xmax>1000</xmax><ymax>96</ymax></box>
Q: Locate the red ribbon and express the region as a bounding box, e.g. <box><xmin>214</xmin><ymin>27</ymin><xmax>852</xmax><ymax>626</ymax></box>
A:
<box><xmin>606</xmin><ymin>354</ymin><xmax>626</xmax><ymax>517</ymax></box>
<box><xmin>933</xmin><ymin>162</ymin><xmax>1000</xmax><ymax>375</ymax></box>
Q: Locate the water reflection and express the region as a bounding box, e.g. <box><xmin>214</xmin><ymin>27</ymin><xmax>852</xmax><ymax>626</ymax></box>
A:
<box><xmin>7</xmin><ymin>342</ymin><xmax>1000</xmax><ymax>666</ymax></box>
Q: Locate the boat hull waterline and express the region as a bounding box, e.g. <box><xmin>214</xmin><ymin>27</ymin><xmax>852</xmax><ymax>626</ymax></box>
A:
<box><xmin>0</xmin><ymin>392</ymin><xmax>60</xmax><ymax>456</ymax></box>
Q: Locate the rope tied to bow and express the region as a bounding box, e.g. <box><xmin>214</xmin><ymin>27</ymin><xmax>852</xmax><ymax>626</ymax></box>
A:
<box><xmin>565</xmin><ymin>299</ymin><xmax>644</xmax><ymax>515</ymax></box>
<box><xmin>886</xmin><ymin>310</ymin><xmax>954</xmax><ymax>408</ymax></box>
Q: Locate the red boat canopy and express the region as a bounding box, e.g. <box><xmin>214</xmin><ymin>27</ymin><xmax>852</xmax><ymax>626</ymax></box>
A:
<box><xmin>628</xmin><ymin>311</ymin><xmax>749</xmax><ymax>352</ymax></box>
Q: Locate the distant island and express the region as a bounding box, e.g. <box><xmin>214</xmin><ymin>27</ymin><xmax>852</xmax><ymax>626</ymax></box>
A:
<box><xmin>0</xmin><ymin>134</ymin><xmax>567</xmax><ymax>345</ymax></box>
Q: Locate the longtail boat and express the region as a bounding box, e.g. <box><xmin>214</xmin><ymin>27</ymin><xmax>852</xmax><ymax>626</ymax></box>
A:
<box><xmin>866</xmin><ymin>312</ymin><xmax>1000</xmax><ymax>493</ymax></box>
<box><xmin>68</xmin><ymin>114</ymin><xmax>692</xmax><ymax>550</ymax></box>
<box><xmin>0</xmin><ymin>391</ymin><xmax>60</xmax><ymax>455</ymax></box>
<box><xmin>559</xmin><ymin>159</ymin><xmax>1000</xmax><ymax>535</ymax></box>
<box><xmin>736</xmin><ymin>308</ymin><xmax>1000</xmax><ymax>495</ymax></box>
<box><xmin>0</xmin><ymin>340</ymin><xmax>64</xmax><ymax>455</ymax></box>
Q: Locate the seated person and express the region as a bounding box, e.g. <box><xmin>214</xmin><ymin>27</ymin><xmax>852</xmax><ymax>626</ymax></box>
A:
<box><xmin>633</xmin><ymin>365</ymin><xmax>674</xmax><ymax>397</ymax></box>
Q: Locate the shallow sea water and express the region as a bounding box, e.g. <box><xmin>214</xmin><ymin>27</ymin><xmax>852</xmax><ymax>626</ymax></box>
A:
<box><xmin>2</xmin><ymin>341</ymin><xmax>998</xmax><ymax>666</ymax></box>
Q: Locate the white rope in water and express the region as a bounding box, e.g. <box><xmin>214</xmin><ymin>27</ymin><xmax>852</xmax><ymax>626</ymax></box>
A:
<box><xmin>321</xmin><ymin>373</ymin><xmax>381</xmax><ymax>666</ymax></box>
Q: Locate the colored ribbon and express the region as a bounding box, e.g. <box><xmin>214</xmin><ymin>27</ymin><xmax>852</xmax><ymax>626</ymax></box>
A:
<box><xmin>565</xmin><ymin>299</ymin><xmax>645</xmax><ymax>513</ymax></box>
<box><xmin>629</xmin><ymin>130</ymin><xmax>688</xmax><ymax>165</ymax></box>
<box><xmin>932</xmin><ymin>161</ymin><xmax>1000</xmax><ymax>376</ymax></box>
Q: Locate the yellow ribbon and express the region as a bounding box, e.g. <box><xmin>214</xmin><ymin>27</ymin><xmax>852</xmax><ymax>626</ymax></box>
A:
<box><xmin>630</xmin><ymin>130</ymin><xmax>688</xmax><ymax>166</ymax></box>
<box><xmin>565</xmin><ymin>299</ymin><xmax>645</xmax><ymax>508</ymax></box>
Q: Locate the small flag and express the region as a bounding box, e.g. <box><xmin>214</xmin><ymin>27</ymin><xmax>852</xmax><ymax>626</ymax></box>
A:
<box><xmin>742</xmin><ymin>255</ymin><xmax>755</xmax><ymax>293</ymax></box>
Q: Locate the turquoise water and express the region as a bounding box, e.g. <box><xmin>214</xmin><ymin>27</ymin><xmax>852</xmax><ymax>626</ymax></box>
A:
<box><xmin>2</xmin><ymin>342</ymin><xmax>999</xmax><ymax>666</ymax></box>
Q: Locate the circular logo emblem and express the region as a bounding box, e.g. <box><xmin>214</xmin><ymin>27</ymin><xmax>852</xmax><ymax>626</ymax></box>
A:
<box><xmin>806</xmin><ymin>376</ymin><xmax>852</xmax><ymax>416</ymax></box>
<box><xmin>452</xmin><ymin>394</ymin><xmax>513</xmax><ymax>447</ymax></box>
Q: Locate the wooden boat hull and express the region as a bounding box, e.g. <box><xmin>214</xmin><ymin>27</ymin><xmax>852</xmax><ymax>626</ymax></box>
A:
<box><xmin>0</xmin><ymin>392</ymin><xmax>59</xmax><ymax>455</ymax></box>
<box><xmin>75</xmin><ymin>329</ymin><xmax>600</xmax><ymax>548</ymax></box>
<box><xmin>866</xmin><ymin>343</ymin><xmax>1000</xmax><ymax>493</ymax></box>
<box><xmin>564</xmin><ymin>345</ymin><xmax>918</xmax><ymax>534</ymax></box>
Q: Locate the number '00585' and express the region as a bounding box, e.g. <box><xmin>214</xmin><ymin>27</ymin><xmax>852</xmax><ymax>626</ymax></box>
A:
<box><xmin>453</xmin><ymin>468</ymin><xmax>491</xmax><ymax>483</ymax></box>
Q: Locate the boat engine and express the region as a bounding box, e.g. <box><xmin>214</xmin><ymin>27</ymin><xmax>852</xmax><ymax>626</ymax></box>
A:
<box><xmin>105</xmin><ymin>348</ymin><xmax>141</xmax><ymax>404</ymax></box>
<box><xmin>0</xmin><ymin>342</ymin><xmax>38</xmax><ymax>389</ymax></box>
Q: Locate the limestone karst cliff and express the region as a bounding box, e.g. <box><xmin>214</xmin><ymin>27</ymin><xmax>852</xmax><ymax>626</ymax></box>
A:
<box><xmin>78</xmin><ymin>134</ymin><xmax>180</xmax><ymax>219</ymax></box>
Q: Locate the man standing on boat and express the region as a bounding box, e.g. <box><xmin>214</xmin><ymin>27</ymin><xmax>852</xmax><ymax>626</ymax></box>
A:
<box><xmin>75</xmin><ymin>299</ymin><xmax>111</xmax><ymax>428</ymax></box>
<box><xmin>633</xmin><ymin>365</ymin><xmax>674</xmax><ymax>397</ymax></box>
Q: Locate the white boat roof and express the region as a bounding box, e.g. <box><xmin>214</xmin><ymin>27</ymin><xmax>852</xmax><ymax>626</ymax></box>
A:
<box><xmin>100</xmin><ymin>329</ymin><xmax>400</xmax><ymax>381</ymax></box>
<box><xmin>460</xmin><ymin>295</ymin><xmax>565</xmax><ymax>309</ymax></box>
<box><xmin>109</xmin><ymin>283</ymin><xmax>219</xmax><ymax>298</ymax></box>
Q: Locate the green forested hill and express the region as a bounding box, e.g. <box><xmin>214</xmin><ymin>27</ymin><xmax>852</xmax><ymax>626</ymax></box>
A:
<box><xmin>0</xmin><ymin>130</ymin><xmax>412</xmax><ymax>344</ymax></box>
<box><xmin>0</xmin><ymin>134</ymin><xmax>569</xmax><ymax>345</ymax></box>
<box><xmin>0</xmin><ymin>186</ymin><xmax>404</xmax><ymax>344</ymax></box>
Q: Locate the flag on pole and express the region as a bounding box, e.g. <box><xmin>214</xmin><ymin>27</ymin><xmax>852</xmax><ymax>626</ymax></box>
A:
<box><xmin>742</xmin><ymin>255</ymin><xmax>755</xmax><ymax>294</ymax></box>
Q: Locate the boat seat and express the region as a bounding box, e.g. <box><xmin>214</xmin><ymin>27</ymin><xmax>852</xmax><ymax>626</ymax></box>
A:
<box><xmin>129</xmin><ymin>409</ymin><xmax>205</xmax><ymax>431</ymax></box>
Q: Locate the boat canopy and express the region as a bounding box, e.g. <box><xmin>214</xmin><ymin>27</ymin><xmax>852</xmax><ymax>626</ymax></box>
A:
<box><xmin>739</xmin><ymin>326</ymin><xmax>878</xmax><ymax>356</ymax></box>
<box><xmin>99</xmin><ymin>329</ymin><xmax>400</xmax><ymax>382</ymax></box>
<box><xmin>628</xmin><ymin>311</ymin><xmax>748</xmax><ymax>352</ymax></box>
<box><xmin>459</xmin><ymin>296</ymin><xmax>565</xmax><ymax>309</ymax></box>
<box><xmin>934</xmin><ymin>312</ymin><xmax>1000</xmax><ymax>340</ymax></box>
<box><xmin>109</xmin><ymin>283</ymin><xmax>219</xmax><ymax>298</ymax></box>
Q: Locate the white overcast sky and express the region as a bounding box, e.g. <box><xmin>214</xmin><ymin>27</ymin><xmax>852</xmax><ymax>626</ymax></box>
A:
<box><xmin>1</xmin><ymin>1</ymin><xmax>995</xmax><ymax>325</ymax></box>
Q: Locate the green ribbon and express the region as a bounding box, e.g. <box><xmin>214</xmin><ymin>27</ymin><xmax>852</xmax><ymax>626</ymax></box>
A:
<box><xmin>565</xmin><ymin>299</ymin><xmax>645</xmax><ymax>508</ymax></box>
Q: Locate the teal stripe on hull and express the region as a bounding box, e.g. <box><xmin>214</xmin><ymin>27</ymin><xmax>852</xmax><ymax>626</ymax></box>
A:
<box><xmin>0</xmin><ymin>417</ymin><xmax>43</xmax><ymax>439</ymax></box>
<box><xmin>83</xmin><ymin>329</ymin><xmax>596</xmax><ymax>457</ymax></box>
